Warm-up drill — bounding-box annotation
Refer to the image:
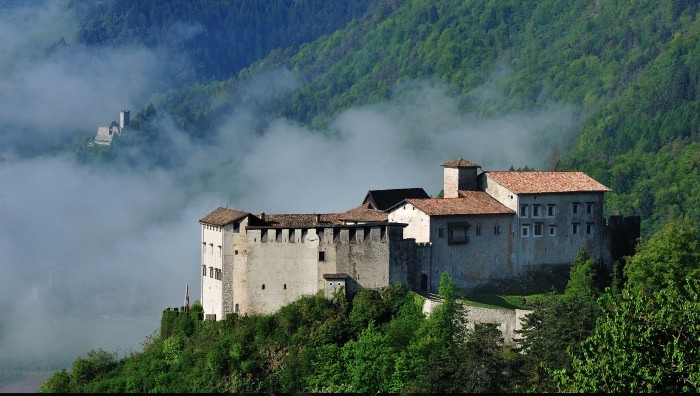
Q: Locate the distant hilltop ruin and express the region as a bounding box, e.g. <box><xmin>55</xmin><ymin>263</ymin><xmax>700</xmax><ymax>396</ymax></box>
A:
<box><xmin>93</xmin><ymin>110</ymin><xmax>130</xmax><ymax>146</ymax></box>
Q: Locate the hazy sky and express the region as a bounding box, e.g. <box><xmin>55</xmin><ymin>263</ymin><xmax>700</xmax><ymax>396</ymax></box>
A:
<box><xmin>0</xmin><ymin>0</ymin><xmax>579</xmax><ymax>367</ymax></box>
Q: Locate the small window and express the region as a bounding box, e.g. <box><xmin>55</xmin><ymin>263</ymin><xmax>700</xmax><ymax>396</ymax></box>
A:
<box><xmin>233</xmin><ymin>222</ymin><xmax>240</xmax><ymax>233</ymax></box>
<box><xmin>573</xmin><ymin>223</ymin><xmax>580</xmax><ymax>235</ymax></box>
<box><xmin>349</xmin><ymin>229</ymin><xmax>357</xmax><ymax>244</ymax></box>
<box><xmin>573</xmin><ymin>202</ymin><xmax>579</xmax><ymax>214</ymax></box>
<box><xmin>549</xmin><ymin>225</ymin><xmax>557</xmax><ymax>236</ymax></box>
<box><xmin>586</xmin><ymin>223</ymin><xmax>593</xmax><ymax>234</ymax></box>
<box><xmin>534</xmin><ymin>223</ymin><xmax>543</xmax><ymax>236</ymax></box>
<box><xmin>520</xmin><ymin>205</ymin><xmax>528</xmax><ymax>217</ymax></box>
<box><xmin>363</xmin><ymin>227</ymin><xmax>371</xmax><ymax>242</ymax></box>
<box><xmin>283</xmin><ymin>284</ymin><xmax>287</xmax><ymax>290</ymax></box>
<box><xmin>235</xmin><ymin>250</ymin><xmax>238</xmax><ymax>255</ymax></box>
<box><xmin>319</xmin><ymin>251</ymin><xmax>325</xmax><ymax>261</ymax></box>
<box><xmin>380</xmin><ymin>226</ymin><xmax>387</xmax><ymax>242</ymax></box>
<box><xmin>262</xmin><ymin>284</ymin><xmax>265</xmax><ymax>290</ymax></box>
<box><xmin>209</xmin><ymin>267</ymin><xmax>213</xmax><ymax>278</ymax></box>
<box><xmin>438</xmin><ymin>227</ymin><xmax>445</xmax><ymax>238</ymax></box>
<box><xmin>494</xmin><ymin>224</ymin><xmax>500</xmax><ymax>235</ymax></box>
<box><xmin>547</xmin><ymin>204</ymin><xmax>556</xmax><ymax>217</ymax></box>
<box><xmin>476</xmin><ymin>225</ymin><xmax>482</xmax><ymax>236</ymax></box>
<box><xmin>533</xmin><ymin>205</ymin><xmax>541</xmax><ymax>217</ymax></box>
<box><xmin>202</xmin><ymin>265</ymin><xmax>206</xmax><ymax>276</ymax></box>
<box><xmin>586</xmin><ymin>203</ymin><xmax>593</xmax><ymax>214</ymax></box>
<box><xmin>521</xmin><ymin>225</ymin><xmax>529</xmax><ymax>237</ymax></box>
<box><xmin>261</xmin><ymin>230</ymin><xmax>268</xmax><ymax>243</ymax></box>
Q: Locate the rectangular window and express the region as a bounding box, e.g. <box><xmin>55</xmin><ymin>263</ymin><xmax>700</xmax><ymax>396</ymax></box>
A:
<box><xmin>549</xmin><ymin>225</ymin><xmax>557</xmax><ymax>236</ymax></box>
<box><xmin>380</xmin><ymin>226</ymin><xmax>387</xmax><ymax>242</ymax></box>
<box><xmin>573</xmin><ymin>223</ymin><xmax>580</xmax><ymax>235</ymax></box>
<box><xmin>209</xmin><ymin>267</ymin><xmax>213</xmax><ymax>278</ymax></box>
<box><xmin>476</xmin><ymin>225</ymin><xmax>482</xmax><ymax>236</ymax></box>
<box><xmin>586</xmin><ymin>202</ymin><xmax>593</xmax><ymax>214</ymax></box>
<box><xmin>494</xmin><ymin>224</ymin><xmax>500</xmax><ymax>235</ymax></box>
<box><xmin>233</xmin><ymin>222</ymin><xmax>240</xmax><ymax>233</ymax></box>
<box><xmin>521</xmin><ymin>224</ymin><xmax>529</xmax><ymax>237</ymax></box>
<box><xmin>533</xmin><ymin>205</ymin><xmax>541</xmax><ymax>217</ymax></box>
<box><xmin>547</xmin><ymin>204</ymin><xmax>556</xmax><ymax>217</ymax></box>
<box><xmin>318</xmin><ymin>251</ymin><xmax>325</xmax><ymax>261</ymax></box>
<box><xmin>586</xmin><ymin>223</ymin><xmax>593</xmax><ymax>234</ymax></box>
<box><xmin>534</xmin><ymin>223</ymin><xmax>543</xmax><ymax>236</ymax></box>
<box><xmin>438</xmin><ymin>227</ymin><xmax>444</xmax><ymax>238</ymax></box>
<box><xmin>520</xmin><ymin>204</ymin><xmax>528</xmax><ymax>217</ymax></box>
<box><xmin>363</xmin><ymin>227</ymin><xmax>371</xmax><ymax>242</ymax></box>
<box><xmin>573</xmin><ymin>202</ymin><xmax>579</xmax><ymax>214</ymax></box>
<box><xmin>349</xmin><ymin>229</ymin><xmax>357</xmax><ymax>244</ymax></box>
<box><xmin>202</xmin><ymin>265</ymin><xmax>206</xmax><ymax>276</ymax></box>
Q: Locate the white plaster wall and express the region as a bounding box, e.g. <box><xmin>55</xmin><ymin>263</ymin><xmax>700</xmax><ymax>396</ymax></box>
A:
<box><xmin>480</xmin><ymin>175</ymin><xmax>518</xmax><ymax>212</ymax></box>
<box><xmin>201</xmin><ymin>224</ymin><xmax>224</xmax><ymax>319</ymax></box>
<box><xmin>388</xmin><ymin>202</ymin><xmax>431</xmax><ymax>243</ymax></box>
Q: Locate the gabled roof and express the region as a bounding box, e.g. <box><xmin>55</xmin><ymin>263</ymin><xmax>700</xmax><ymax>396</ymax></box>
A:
<box><xmin>264</xmin><ymin>213</ymin><xmax>340</xmax><ymax>227</ymax></box>
<box><xmin>338</xmin><ymin>203</ymin><xmax>388</xmax><ymax>223</ymax></box>
<box><xmin>485</xmin><ymin>171</ymin><xmax>611</xmax><ymax>194</ymax></box>
<box><xmin>441</xmin><ymin>159</ymin><xmax>480</xmax><ymax>168</ymax></box>
<box><xmin>400</xmin><ymin>192</ymin><xmax>514</xmax><ymax>216</ymax></box>
<box><xmin>200</xmin><ymin>207</ymin><xmax>249</xmax><ymax>226</ymax></box>
<box><xmin>362</xmin><ymin>188</ymin><xmax>429</xmax><ymax>210</ymax></box>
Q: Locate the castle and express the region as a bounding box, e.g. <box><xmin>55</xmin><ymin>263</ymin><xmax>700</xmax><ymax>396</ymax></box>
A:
<box><xmin>93</xmin><ymin>110</ymin><xmax>130</xmax><ymax>146</ymax></box>
<box><xmin>199</xmin><ymin>159</ymin><xmax>637</xmax><ymax>319</ymax></box>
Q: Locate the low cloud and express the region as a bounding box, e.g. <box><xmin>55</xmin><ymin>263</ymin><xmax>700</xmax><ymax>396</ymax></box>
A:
<box><xmin>0</xmin><ymin>3</ymin><xmax>580</xmax><ymax>369</ymax></box>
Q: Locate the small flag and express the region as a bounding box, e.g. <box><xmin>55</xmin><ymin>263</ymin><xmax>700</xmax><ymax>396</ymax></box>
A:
<box><xmin>184</xmin><ymin>282</ymin><xmax>190</xmax><ymax>313</ymax></box>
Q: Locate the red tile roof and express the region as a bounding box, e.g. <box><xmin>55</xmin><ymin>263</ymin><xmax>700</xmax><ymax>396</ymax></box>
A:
<box><xmin>200</xmin><ymin>207</ymin><xmax>249</xmax><ymax>226</ymax></box>
<box><xmin>404</xmin><ymin>192</ymin><xmax>514</xmax><ymax>216</ymax></box>
<box><xmin>485</xmin><ymin>171</ymin><xmax>611</xmax><ymax>194</ymax></box>
<box><xmin>264</xmin><ymin>213</ymin><xmax>341</xmax><ymax>227</ymax></box>
<box><xmin>338</xmin><ymin>203</ymin><xmax>389</xmax><ymax>223</ymax></box>
<box><xmin>441</xmin><ymin>159</ymin><xmax>480</xmax><ymax>168</ymax></box>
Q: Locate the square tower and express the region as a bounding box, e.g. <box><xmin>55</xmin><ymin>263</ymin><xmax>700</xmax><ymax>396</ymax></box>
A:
<box><xmin>442</xmin><ymin>159</ymin><xmax>480</xmax><ymax>198</ymax></box>
<box><xmin>119</xmin><ymin>110</ymin><xmax>130</xmax><ymax>129</ymax></box>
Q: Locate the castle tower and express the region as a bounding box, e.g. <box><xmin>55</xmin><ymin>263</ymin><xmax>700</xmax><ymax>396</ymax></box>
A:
<box><xmin>119</xmin><ymin>110</ymin><xmax>130</xmax><ymax>129</ymax></box>
<box><xmin>441</xmin><ymin>159</ymin><xmax>480</xmax><ymax>198</ymax></box>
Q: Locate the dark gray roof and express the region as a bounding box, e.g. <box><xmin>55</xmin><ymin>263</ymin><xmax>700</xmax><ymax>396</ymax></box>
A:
<box><xmin>362</xmin><ymin>188</ymin><xmax>430</xmax><ymax>211</ymax></box>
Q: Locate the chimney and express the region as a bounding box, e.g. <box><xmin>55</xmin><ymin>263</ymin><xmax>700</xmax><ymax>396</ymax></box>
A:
<box><xmin>315</xmin><ymin>213</ymin><xmax>321</xmax><ymax>224</ymax></box>
<box><xmin>441</xmin><ymin>159</ymin><xmax>481</xmax><ymax>198</ymax></box>
<box><xmin>259</xmin><ymin>212</ymin><xmax>266</xmax><ymax>222</ymax></box>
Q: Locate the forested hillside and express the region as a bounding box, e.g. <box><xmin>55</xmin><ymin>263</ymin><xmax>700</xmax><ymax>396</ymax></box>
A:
<box><xmin>68</xmin><ymin>0</ymin><xmax>378</xmax><ymax>81</ymax></box>
<box><xmin>91</xmin><ymin>0</ymin><xmax>699</xmax><ymax>238</ymax></box>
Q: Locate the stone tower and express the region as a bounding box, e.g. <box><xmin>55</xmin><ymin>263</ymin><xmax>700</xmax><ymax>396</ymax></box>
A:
<box><xmin>119</xmin><ymin>110</ymin><xmax>130</xmax><ymax>129</ymax></box>
<box><xmin>441</xmin><ymin>159</ymin><xmax>480</xmax><ymax>198</ymax></box>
